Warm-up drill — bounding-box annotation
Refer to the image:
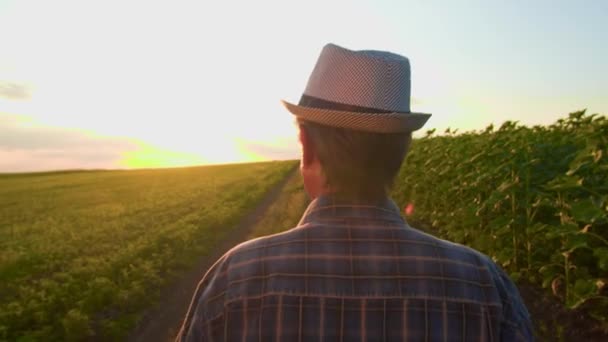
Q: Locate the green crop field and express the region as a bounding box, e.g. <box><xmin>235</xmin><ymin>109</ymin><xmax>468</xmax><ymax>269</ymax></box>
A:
<box><xmin>2</xmin><ymin>111</ymin><xmax>607</xmax><ymax>341</ymax></box>
<box><xmin>0</xmin><ymin>160</ymin><xmax>296</xmax><ymax>341</ymax></box>
<box><xmin>391</xmin><ymin>111</ymin><xmax>608</xmax><ymax>335</ymax></box>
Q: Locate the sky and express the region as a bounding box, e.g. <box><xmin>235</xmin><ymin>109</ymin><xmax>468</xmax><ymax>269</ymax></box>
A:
<box><xmin>0</xmin><ymin>0</ymin><xmax>606</xmax><ymax>172</ymax></box>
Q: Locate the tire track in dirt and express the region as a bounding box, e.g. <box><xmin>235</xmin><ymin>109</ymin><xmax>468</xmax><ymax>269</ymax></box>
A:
<box><xmin>129</xmin><ymin>166</ymin><xmax>299</xmax><ymax>342</ymax></box>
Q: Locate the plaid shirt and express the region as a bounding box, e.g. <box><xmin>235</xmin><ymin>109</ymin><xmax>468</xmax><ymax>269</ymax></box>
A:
<box><xmin>177</xmin><ymin>195</ymin><xmax>533</xmax><ymax>341</ymax></box>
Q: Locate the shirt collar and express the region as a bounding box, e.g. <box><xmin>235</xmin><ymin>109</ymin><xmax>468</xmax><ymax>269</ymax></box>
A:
<box><xmin>298</xmin><ymin>194</ymin><xmax>406</xmax><ymax>226</ymax></box>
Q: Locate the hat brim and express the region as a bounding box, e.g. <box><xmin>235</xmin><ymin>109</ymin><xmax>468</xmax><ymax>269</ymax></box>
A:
<box><xmin>282</xmin><ymin>100</ymin><xmax>431</xmax><ymax>133</ymax></box>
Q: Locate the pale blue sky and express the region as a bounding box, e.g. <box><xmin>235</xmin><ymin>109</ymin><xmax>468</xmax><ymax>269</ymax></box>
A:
<box><xmin>0</xmin><ymin>0</ymin><xmax>606</xmax><ymax>171</ymax></box>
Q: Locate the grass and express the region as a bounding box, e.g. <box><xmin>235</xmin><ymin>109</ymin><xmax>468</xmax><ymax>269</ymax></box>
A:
<box><xmin>248</xmin><ymin>170</ymin><xmax>309</xmax><ymax>239</ymax></box>
<box><xmin>0</xmin><ymin>160</ymin><xmax>297</xmax><ymax>341</ymax></box>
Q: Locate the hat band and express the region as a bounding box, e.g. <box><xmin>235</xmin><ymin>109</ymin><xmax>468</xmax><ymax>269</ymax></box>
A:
<box><xmin>299</xmin><ymin>94</ymin><xmax>393</xmax><ymax>114</ymax></box>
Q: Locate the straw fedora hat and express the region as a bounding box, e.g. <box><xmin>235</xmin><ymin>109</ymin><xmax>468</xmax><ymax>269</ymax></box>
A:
<box><xmin>282</xmin><ymin>43</ymin><xmax>431</xmax><ymax>133</ymax></box>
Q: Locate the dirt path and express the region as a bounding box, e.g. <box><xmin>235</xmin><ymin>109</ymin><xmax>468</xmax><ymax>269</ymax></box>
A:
<box><xmin>129</xmin><ymin>167</ymin><xmax>299</xmax><ymax>342</ymax></box>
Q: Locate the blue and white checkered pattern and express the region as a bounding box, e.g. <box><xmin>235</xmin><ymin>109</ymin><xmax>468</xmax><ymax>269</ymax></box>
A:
<box><xmin>283</xmin><ymin>44</ymin><xmax>432</xmax><ymax>133</ymax></box>
<box><xmin>305</xmin><ymin>44</ymin><xmax>413</xmax><ymax>112</ymax></box>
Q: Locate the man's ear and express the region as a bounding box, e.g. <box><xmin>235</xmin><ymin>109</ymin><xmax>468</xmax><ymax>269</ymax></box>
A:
<box><xmin>299</xmin><ymin>125</ymin><xmax>315</xmax><ymax>167</ymax></box>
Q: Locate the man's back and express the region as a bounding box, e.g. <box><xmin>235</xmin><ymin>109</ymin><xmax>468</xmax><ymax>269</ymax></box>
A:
<box><xmin>178</xmin><ymin>196</ymin><xmax>532</xmax><ymax>341</ymax></box>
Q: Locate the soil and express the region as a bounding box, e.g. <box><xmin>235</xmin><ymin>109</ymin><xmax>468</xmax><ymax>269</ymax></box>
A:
<box><xmin>517</xmin><ymin>280</ymin><xmax>607</xmax><ymax>341</ymax></box>
<box><xmin>128</xmin><ymin>167</ymin><xmax>298</xmax><ymax>342</ymax></box>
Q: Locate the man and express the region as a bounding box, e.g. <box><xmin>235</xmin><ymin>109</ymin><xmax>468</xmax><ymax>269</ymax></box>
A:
<box><xmin>177</xmin><ymin>43</ymin><xmax>533</xmax><ymax>341</ymax></box>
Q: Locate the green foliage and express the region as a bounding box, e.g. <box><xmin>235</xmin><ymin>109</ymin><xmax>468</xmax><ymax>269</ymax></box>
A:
<box><xmin>0</xmin><ymin>161</ymin><xmax>296</xmax><ymax>341</ymax></box>
<box><xmin>391</xmin><ymin>110</ymin><xmax>608</xmax><ymax>323</ymax></box>
<box><xmin>248</xmin><ymin>171</ymin><xmax>309</xmax><ymax>239</ymax></box>
<box><xmin>61</xmin><ymin>309</ymin><xmax>91</xmax><ymax>342</ymax></box>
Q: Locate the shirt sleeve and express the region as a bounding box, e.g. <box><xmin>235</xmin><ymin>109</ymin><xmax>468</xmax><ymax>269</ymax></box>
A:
<box><xmin>176</xmin><ymin>254</ymin><xmax>230</xmax><ymax>342</ymax></box>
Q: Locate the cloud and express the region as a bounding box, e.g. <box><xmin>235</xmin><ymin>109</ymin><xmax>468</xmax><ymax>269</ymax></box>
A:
<box><xmin>0</xmin><ymin>148</ymin><xmax>125</xmax><ymax>173</ymax></box>
<box><xmin>0</xmin><ymin>113</ymin><xmax>138</xmax><ymax>172</ymax></box>
<box><xmin>237</xmin><ymin>137</ymin><xmax>300</xmax><ymax>161</ymax></box>
<box><xmin>0</xmin><ymin>81</ymin><xmax>31</xmax><ymax>100</ymax></box>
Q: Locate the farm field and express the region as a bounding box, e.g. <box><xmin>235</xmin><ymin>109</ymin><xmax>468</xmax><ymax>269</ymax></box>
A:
<box><xmin>2</xmin><ymin>111</ymin><xmax>607</xmax><ymax>341</ymax></box>
<box><xmin>392</xmin><ymin>111</ymin><xmax>608</xmax><ymax>339</ymax></box>
<box><xmin>131</xmin><ymin>167</ymin><xmax>304</xmax><ymax>342</ymax></box>
<box><xmin>0</xmin><ymin>160</ymin><xmax>296</xmax><ymax>341</ymax></box>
